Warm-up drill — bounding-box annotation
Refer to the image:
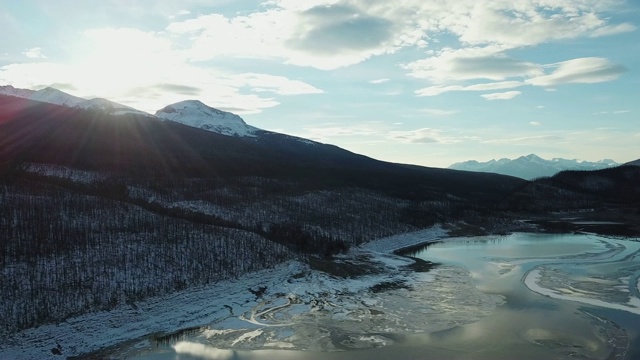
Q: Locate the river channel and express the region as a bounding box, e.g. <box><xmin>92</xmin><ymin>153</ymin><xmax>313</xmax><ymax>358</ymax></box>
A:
<box><xmin>115</xmin><ymin>233</ymin><xmax>640</xmax><ymax>360</ymax></box>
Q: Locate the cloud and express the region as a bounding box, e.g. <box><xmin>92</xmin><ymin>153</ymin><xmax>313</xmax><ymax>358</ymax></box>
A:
<box><xmin>159</xmin><ymin>0</ymin><xmax>634</xmax><ymax>74</ymax></box>
<box><xmin>406</xmin><ymin>48</ymin><xmax>543</xmax><ymax>83</ymax></box>
<box><xmin>299</xmin><ymin>122</ymin><xmax>389</xmax><ymax>141</ymax></box>
<box><xmin>231</xmin><ymin>73</ymin><xmax>324</xmax><ymax>95</ymax></box>
<box><xmin>287</xmin><ymin>4</ymin><xmax>394</xmax><ymax>55</ymax></box>
<box><xmin>390</xmin><ymin>128</ymin><xmax>463</xmax><ymax>144</ymax></box>
<box><xmin>420</xmin><ymin>108</ymin><xmax>459</xmax><ymax>116</ymax></box>
<box><xmin>529</xmin><ymin>121</ymin><xmax>542</xmax><ymax>126</ymax></box>
<box><xmin>594</xmin><ymin>110</ymin><xmax>631</xmax><ymax>115</ymax></box>
<box><xmin>22</xmin><ymin>47</ymin><xmax>47</xmax><ymax>59</ymax></box>
<box><xmin>369</xmin><ymin>78</ymin><xmax>390</xmax><ymax>84</ymax></box>
<box><xmin>0</xmin><ymin>28</ymin><xmax>322</xmax><ymax>114</ymax></box>
<box><xmin>454</xmin><ymin>5</ymin><xmax>606</xmax><ymax>47</ymax></box>
<box><xmin>590</xmin><ymin>23</ymin><xmax>636</xmax><ymax>37</ymax></box>
<box><xmin>526</xmin><ymin>57</ymin><xmax>627</xmax><ymax>87</ymax></box>
<box><xmin>482</xmin><ymin>134</ymin><xmax>563</xmax><ymax>145</ymax></box>
<box><xmin>414</xmin><ymin>55</ymin><xmax>626</xmax><ymax>97</ymax></box>
<box><xmin>480</xmin><ymin>91</ymin><xmax>521</xmax><ymax>100</ymax></box>
<box><xmin>151</xmin><ymin>83</ymin><xmax>202</xmax><ymax>96</ymax></box>
<box><xmin>416</xmin><ymin>80</ymin><xmax>525</xmax><ymax>96</ymax></box>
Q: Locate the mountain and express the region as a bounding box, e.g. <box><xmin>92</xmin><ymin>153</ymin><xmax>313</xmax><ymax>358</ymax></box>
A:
<box><xmin>625</xmin><ymin>159</ymin><xmax>640</xmax><ymax>166</ymax></box>
<box><xmin>0</xmin><ymin>85</ymin><xmax>149</xmax><ymax>117</ymax></box>
<box><xmin>27</xmin><ymin>86</ymin><xmax>86</xmax><ymax>107</ymax></box>
<box><xmin>156</xmin><ymin>100</ymin><xmax>258</xmax><ymax>137</ymax></box>
<box><xmin>449</xmin><ymin>154</ymin><xmax>619</xmax><ymax>180</ymax></box>
<box><xmin>77</xmin><ymin>97</ymin><xmax>150</xmax><ymax>116</ymax></box>
<box><xmin>0</xmin><ymin>92</ymin><xmax>525</xmax><ymax>200</ymax></box>
<box><xmin>0</xmin><ymin>85</ymin><xmax>34</xmax><ymax>98</ymax></box>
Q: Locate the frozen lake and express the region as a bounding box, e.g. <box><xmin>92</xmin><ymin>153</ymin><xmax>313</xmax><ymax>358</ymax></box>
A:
<box><xmin>103</xmin><ymin>233</ymin><xmax>640</xmax><ymax>359</ymax></box>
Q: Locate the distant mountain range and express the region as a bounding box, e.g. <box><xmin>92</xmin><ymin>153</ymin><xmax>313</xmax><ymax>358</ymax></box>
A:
<box><xmin>449</xmin><ymin>154</ymin><xmax>619</xmax><ymax>180</ymax></box>
<box><xmin>0</xmin><ymin>85</ymin><xmax>149</xmax><ymax>116</ymax></box>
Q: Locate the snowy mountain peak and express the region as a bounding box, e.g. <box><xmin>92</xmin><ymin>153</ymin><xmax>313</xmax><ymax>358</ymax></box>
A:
<box><xmin>155</xmin><ymin>100</ymin><xmax>258</xmax><ymax>137</ymax></box>
<box><xmin>28</xmin><ymin>87</ymin><xmax>87</xmax><ymax>107</ymax></box>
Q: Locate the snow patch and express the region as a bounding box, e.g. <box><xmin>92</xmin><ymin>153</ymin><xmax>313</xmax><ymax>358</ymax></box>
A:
<box><xmin>156</xmin><ymin>100</ymin><xmax>258</xmax><ymax>137</ymax></box>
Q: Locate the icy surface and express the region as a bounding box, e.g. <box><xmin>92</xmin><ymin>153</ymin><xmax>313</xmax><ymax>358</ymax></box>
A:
<box><xmin>156</xmin><ymin>100</ymin><xmax>258</xmax><ymax>137</ymax></box>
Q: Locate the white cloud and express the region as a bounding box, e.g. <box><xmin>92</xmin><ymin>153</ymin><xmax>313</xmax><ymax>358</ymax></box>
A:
<box><xmin>232</xmin><ymin>73</ymin><xmax>323</xmax><ymax>95</ymax></box>
<box><xmin>530</xmin><ymin>121</ymin><xmax>542</xmax><ymax>126</ymax></box>
<box><xmin>481</xmin><ymin>91</ymin><xmax>521</xmax><ymax>100</ymax></box>
<box><xmin>590</xmin><ymin>23</ymin><xmax>636</xmax><ymax>37</ymax></box>
<box><xmin>0</xmin><ymin>27</ymin><xmax>323</xmax><ymax>114</ymax></box>
<box><xmin>369</xmin><ymin>78</ymin><xmax>390</xmax><ymax>84</ymax></box>
<box><xmin>420</xmin><ymin>108</ymin><xmax>459</xmax><ymax>116</ymax></box>
<box><xmin>482</xmin><ymin>134</ymin><xmax>563</xmax><ymax>145</ymax></box>
<box><xmin>526</xmin><ymin>57</ymin><xmax>627</xmax><ymax>87</ymax></box>
<box><xmin>22</xmin><ymin>47</ymin><xmax>47</xmax><ymax>59</ymax></box>
<box><xmin>454</xmin><ymin>4</ymin><xmax>605</xmax><ymax>47</ymax></box>
<box><xmin>300</xmin><ymin>122</ymin><xmax>389</xmax><ymax>142</ymax></box>
<box><xmin>416</xmin><ymin>80</ymin><xmax>525</xmax><ymax>96</ymax></box>
<box><xmin>390</xmin><ymin>127</ymin><xmax>463</xmax><ymax>144</ymax></box>
<box><xmin>406</xmin><ymin>47</ymin><xmax>543</xmax><ymax>83</ymax></box>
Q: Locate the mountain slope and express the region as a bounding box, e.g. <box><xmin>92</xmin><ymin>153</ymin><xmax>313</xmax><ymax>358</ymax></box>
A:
<box><xmin>449</xmin><ymin>154</ymin><xmax>619</xmax><ymax>180</ymax></box>
<box><xmin>0</xmin><ymin>94</ymin><xmax>525</xmax><ymax>203</ymax></box>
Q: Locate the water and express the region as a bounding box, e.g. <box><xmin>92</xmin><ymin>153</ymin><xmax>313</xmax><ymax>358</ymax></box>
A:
<box><xmin>116</xmin><ymin>233</ymin><xmax>640</xmax><ymax>359</ymax></box>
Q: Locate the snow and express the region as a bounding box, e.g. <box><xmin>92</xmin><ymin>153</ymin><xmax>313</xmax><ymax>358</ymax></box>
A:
<box><xmin>26</xmin><ymin>163</ymin><xmax>106</xmax><ymax>184</ymax></box>
<box><xmin>155</xmin><ymin>100</ymin><xmax>259</xmax><ymax>137</ymax></box>
<box><xmin>0</xmin><ymin>84</ymin><xmax>35</xmax><ymax>98</ymax></box>
<box><xmin>360</xmin><ymin>225</ymin><xmax>447</xmax><ymax>253</ymax></box>
<box><xmin>28</xmin><ymin>87</ymin><xmax>87</xmax><ymax>107</ymax></box>
<box><xmin>0</xmin><ymin>226</ymin><xmax>455</xmax><ymax>359</ymax></box>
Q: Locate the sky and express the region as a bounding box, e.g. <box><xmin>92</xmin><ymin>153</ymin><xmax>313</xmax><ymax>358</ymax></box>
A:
<box><xmin>1</xmin><ymin>0</ymin><xmax>639</xmax><ymax>168</ymax></box>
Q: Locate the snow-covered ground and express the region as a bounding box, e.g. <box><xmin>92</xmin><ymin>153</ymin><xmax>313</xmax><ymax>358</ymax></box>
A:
<box><xmin>0</xmin><ymin>226</ymin><xmax>481</xmax><ymax>359</ymax></box>
<box><xmin>359</xmin><ymin>225</ymin><xmax>447</xmax><ymax>253</ymax></box>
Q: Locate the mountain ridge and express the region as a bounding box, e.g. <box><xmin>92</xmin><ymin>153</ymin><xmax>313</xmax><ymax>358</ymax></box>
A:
<box><xmin>449</xmin><ymin>154</ymin><xmax>619</xmax><ymax>180</ymax></box>
<box><xmin>0</xmin><ymin>85</ymin><xmax>149</xmax><ymax>117</ymax></box>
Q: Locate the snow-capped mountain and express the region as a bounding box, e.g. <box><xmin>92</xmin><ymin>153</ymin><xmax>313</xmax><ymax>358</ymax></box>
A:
<box><xmin>0</xmin><ymin>85</ymin><xmax>148</xmax><ymax>116</ymax></box>
<box><xmin>449</xmin><ymin>154</ymin><xmax>619</xmax><ymax>180</ymax></box>
<box><xmin>155</xmin><ymin>100</ymin><xmax>259</xmax><ymax>137</ymax></box>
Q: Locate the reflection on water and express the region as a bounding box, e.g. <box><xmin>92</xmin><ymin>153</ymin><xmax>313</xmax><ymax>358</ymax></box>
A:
<box><xmin>126</xmin><ymin>233</ymin><xmax>640</xmax><ymax>360</ymax></box>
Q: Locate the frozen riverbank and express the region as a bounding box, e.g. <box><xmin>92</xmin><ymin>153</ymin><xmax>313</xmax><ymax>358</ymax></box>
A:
<box><xmin>0</xmin><ymin>226</ymin><xmax>458</xmax><ymax>359</ymax></box>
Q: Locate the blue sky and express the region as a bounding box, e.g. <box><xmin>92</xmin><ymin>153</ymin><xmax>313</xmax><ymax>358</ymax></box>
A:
<box><xmin>1</xmin><ymin>0</ymin><xmax>638</xmax><ymax>167</ymax></box>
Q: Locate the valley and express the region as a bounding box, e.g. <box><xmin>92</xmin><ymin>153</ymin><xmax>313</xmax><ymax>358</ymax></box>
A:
<box><xmin>0</xmin><ymin>89</ymin><xmax>638</xmax><ymax>359</ymax></box>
